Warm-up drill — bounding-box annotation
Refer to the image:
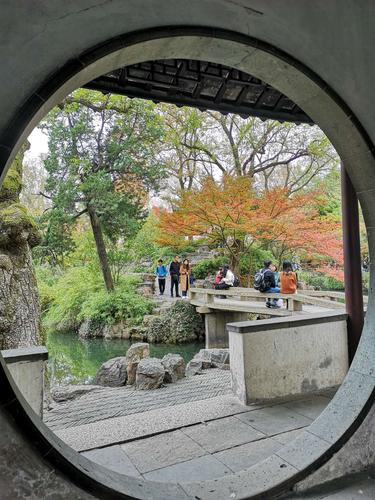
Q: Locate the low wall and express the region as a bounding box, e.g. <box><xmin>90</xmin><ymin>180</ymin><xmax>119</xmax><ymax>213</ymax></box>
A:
<box><xmin>1</xmin><ymin>346</ymin><xmax>48</xmax><ymax>417</ymax></box>
<box><xmin>228</xmin><ymin>312</ymin><xmax>349</xmax><ymax>403</ymax></box>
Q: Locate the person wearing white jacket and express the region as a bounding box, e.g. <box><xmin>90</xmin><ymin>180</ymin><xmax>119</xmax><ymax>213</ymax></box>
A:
<box><xmin>215</xmin><ymin>265</ymin><xmax>234</xmax><ymax>290</ymax></box>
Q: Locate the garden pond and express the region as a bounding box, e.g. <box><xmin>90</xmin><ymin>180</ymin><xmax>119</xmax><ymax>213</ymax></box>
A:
<box><xmin>47</xmin><ymin>331</ymin><xmax>203</xmax><ymax>386</ymax></box>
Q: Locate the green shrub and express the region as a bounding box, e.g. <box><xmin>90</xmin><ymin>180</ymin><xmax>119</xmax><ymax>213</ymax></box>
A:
<box><xmin>40</xmin><ymin>266</ymin><xmax>152</xmax><ymax>332</ymax></box>
<box><xmin>78</xmin><ymin>277</ymin><xmax>153</xmax><ymax>326</ymax></box>
<box><xmin>35</xmin><ymin>266</ymin><xmax>59</xmax><ymax>313</ymax></box>
<box><xmin>362</xmin><ymin>272</ymin><xmax>369</xmax><ymax>293</ymax></box>
<box><xmin>192</xmin><ymin>256</ymin><xmax>228</xmax><ymax>279</ymax></box>
<box><xmin>298</xmin><ymin>270</ymin><xmax>344</xmax><ymax>291</ymax></box>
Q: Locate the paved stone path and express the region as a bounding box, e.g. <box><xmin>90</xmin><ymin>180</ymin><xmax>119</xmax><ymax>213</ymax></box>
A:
<box><xmin>78</xmin><ymin>391</ymin><xmax>333</xmax><ymax>486</ymax></box>
<box><xmin>45</xmin><ymin>369</ymin><xmax>232</xmax><ymax>430</ymax></box>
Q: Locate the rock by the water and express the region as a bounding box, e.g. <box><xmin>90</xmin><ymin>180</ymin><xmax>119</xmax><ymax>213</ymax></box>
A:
<box><xmin>185</xmin><ymin>359</ymin><xmax>203</xmax><ymax>376</ymax></box>
<box><xmin>135</xmin><ymin>358</ymin><xmax>165</xmax><ymax>390</ymax></box>
<box><xmin>143</xmin><ymin>301</ymin><xmax>204</xmax><ymax>344</ymax></box>
<box><xmin>51</xmin><ymin>385</ymin><xmax>100</xmax><ymax>402</ymax></box>
<box><xmin>197</xmin><ymin>348</ymin><xmax>230</xmax><ymax>368</ymax></box>
<box><xmin>94</xmin><ymin>357</ymin><xmax>128</xmax><ymax>387</ymax></box>
<box><xmin>126</xmin><ymin>342</ymin><xmax>150</xmax><ymax>385</ymax></box>
<box><xmin>128</xmin><ymin>325</ymin><xmax>147</xmax><ymax>341</ymax></box>
<box><xmin>78</xmin><ymin>319</ymin><xmax>104</xmax><ymax>339</ymax></box>
<box><xmin>186</xmin><ymin>349</ymin><xmax>230</xmax><ymax>375</ymax></box>
<box><xmin>162</xmin><ymin>353</ymin><xmax>185</xmax><ymax>383</ymax></box>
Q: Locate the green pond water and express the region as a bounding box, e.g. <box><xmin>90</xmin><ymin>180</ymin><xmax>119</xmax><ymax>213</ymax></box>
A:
<box><xmin>47</xmin><ymin>331</ymin><xmax>203</xmax><ymax>386</ymax></box>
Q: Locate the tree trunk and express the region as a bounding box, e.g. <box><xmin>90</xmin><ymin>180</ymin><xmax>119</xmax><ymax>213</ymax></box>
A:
<box><xmin>87</xmin><ymin>205</ymin><xmax>114</xmax><ymax>292</ymax></box>
<box><xmin>0</xmin><ymin>144</ymin><xmax>42</xmax><ymax>349</ymax></box>
<box><xmin>229</xmin><ymin>252</ymin><xmax>241</xmax><ymax>278</ymax></box>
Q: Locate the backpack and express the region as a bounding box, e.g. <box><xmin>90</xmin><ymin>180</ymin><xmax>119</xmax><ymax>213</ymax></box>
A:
<box><xmin>233</xmin><ymin>275</ymin><xmax>240</xmax><ymax>287</ymax></box>
<box><xmin>253</xmin><ymin>269</ymin><xmax>267</xmax><ymax>292</ymax></box>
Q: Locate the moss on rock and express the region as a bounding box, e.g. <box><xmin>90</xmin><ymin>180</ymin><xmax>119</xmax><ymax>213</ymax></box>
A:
<box><xmin>143</xmin><ymin>301</ymin><xmax>204</xmax><ymax>344</ymax></box>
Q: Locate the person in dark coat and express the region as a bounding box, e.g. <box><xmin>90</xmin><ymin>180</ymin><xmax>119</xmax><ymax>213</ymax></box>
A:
<box><xmin>169</xmin><ymin>255</ymin><xmax>181</xmax><ymax>298</ymax></box>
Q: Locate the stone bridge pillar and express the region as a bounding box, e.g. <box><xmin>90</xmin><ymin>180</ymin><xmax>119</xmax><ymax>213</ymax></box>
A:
<box><xmin>204</xmin><ymin>310</ymin><xmax>248</xmax><ymax>348</ymax></box>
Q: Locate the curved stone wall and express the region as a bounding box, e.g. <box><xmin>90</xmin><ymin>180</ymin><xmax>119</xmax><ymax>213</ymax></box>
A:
<box><xmin>1</xmin><ymin>3</ymin><xmax>375</xmax><ymax>498</ymax></box>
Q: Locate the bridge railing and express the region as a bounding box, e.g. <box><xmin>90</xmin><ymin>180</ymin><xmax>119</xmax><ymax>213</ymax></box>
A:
<box><xmin>189</xmin><ymin>287</ymin><xmax>348</xmax><ymax>313</ymax></box>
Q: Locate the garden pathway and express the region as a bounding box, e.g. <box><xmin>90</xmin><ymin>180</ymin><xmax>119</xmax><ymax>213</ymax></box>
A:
<box><xmin>45</xmin><ymin>369</ymin><xmax>335</xmax><ymax>489</ymax></box>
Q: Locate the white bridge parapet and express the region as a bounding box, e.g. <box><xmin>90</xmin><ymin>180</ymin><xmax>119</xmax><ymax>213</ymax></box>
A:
<box><xmin>189</xmin><ymin>287</ymin><xmax>350</xmax><ymax>349</ymax></box>
<box><xmin>228</xmin><ymin>311</ymin><xmax>349</xmax><ymax>403</ymax></box>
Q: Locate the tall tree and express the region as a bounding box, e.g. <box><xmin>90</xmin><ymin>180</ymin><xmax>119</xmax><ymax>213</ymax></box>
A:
<box><xmin>155</xmin><ymin>176</ymin><xmax>342</xmax><ymax>276</ymax></box>
<box><xmin>0</xmin><ymin>143</ymin><xmax>42</xmax><ymax>349</ymax></box>
<box><xmin>162</xmin><ymin>108</ymin><xmax>338</xmax><ymax>195</ymax></box>
<box><xmin>40</xmin><ymin>90</ymin><xmax>165</xmax><ymax>291</ymax></box>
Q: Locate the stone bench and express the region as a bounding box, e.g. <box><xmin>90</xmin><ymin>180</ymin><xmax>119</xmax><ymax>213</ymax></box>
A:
<box><xmin>228</xmin><ymin>311</ymin><xmax>349</xmax><ymax>403</ymax></box>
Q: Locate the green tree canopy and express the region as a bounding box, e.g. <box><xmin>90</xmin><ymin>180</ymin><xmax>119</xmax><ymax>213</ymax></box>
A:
<box><xmin>39</xmin><ymin>89</ymin><xmax>165</xmax><ymax>290</ymax></box>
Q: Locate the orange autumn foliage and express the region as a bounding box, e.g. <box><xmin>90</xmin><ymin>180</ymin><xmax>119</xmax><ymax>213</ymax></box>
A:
<box><xmin>155</xmin><ymin>176</ymin><xmax>343</xmax><ymax>269</ymax></box>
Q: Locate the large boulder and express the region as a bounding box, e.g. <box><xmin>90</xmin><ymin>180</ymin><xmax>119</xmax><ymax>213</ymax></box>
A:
<box><xmin>143</xmin><ymin>301</ymin><xmax>204</xmax><ymax>344</ymax></box>
<box><xmin>135</xmin><ymin>358</ymin><xmax>165</xmax><ymax>390</ymax></box>
<box><xmin>198</xmin><ymin>348</ymin><xmax>230</xmax><ymax>368</ymax></box>
<box><xmin>185</xmin><ymin>358</ymin><xmax>203</xmax><ymax>376</ymax></box>
<box><xmin>126</xmin><ymin>342</ymin><xmax>150</xmax><ymax>385</ymax></box>
<box><xmin>162</xmin><ymin>353</ymin><xmax>185</xmax><ymax>383</ymax></box>
<box><xmin>94</xmin><ymin>357</ymin><xmax>128</xmax><ymax>387</ymax></box>
<box><xmin>185</xmin><ymin>349</ymin><xmax>230</xmax><ymax>376</ymax></box>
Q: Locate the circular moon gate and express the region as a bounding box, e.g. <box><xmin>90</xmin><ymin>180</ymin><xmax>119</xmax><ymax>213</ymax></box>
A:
<box><xmin>1</xmin><ymin>29</ymin><xmax>375</xmax><ymax>499</ymax></box>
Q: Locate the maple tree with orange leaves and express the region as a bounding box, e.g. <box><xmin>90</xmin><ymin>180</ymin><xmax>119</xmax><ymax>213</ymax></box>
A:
<box><xmin>155</xmin><ymin>176</ymin><xmax>343</xmax><ymax>277</ymax></box>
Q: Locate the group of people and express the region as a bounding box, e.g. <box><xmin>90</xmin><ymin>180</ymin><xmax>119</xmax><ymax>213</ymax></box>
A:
<box><xmin>155</xmin><ymin>256</ymin><xmax>298</xmax><ymax>308</ymax></box>
<box><xmin>214</xmin><ymin>265</ymin><xmax>235</xmax><ymax>289</ymax></box>
<box><xmin>258</xmin><ymin>259</ymin><xmax>298</xmax><ymax>309</ymax></box>
<box><xmin>155</xmin><ymin>255</ymin><xmax>192</xmax><ymax>298</ymax></box>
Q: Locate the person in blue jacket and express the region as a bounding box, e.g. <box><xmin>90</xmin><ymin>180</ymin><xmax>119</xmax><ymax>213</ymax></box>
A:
<box><xmin>155</xmin><ymin>259</ymin><xmax>167</xmax><ymax>295</ymax></box>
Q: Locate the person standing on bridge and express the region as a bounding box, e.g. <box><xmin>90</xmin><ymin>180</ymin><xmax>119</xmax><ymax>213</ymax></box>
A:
<box><xmin>169</xmin><ymin>255</ymin><xmax>181</xmax><ymax>298</ymax></box>
<box><xmin>155</xmin><ymin>259</ymin><xmax>167</xmax><ymax>295</ymax></box>
<box><xmin>180</xmin><ymin>258</ymin><xmax>190</xmax><ymax>298</ymax></box>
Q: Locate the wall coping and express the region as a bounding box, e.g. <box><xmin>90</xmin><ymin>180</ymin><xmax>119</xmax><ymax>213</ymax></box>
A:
<box><xmin>1</xmin><ymin>346</ymin><xmax>49</xmax><ymax>364</ymax></box>
<box><xmin>227</xmin><ymin>311</ymin><xmax>348</xmax><ymax>334</ymax></box>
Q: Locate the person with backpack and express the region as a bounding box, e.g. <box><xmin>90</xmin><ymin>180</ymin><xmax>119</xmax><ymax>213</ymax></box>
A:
<box><xmin>280</xmin><ymin>260</ymin><xmax>298</xmax><ymax>294</ymax></box>
<box><xmin>155</xmin><ymin>259</ymin><xmax>167</xmax><ymax>295</ymax></box>
<box><xmin>254</xmin><ymin>260</ymin><xmax>280</xmax><ymax>308</ymax></box>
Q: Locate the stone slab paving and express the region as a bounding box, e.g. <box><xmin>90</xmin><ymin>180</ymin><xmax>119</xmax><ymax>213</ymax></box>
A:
<box><xmin>76</xmin><ymin>392</ymin><xmax>333</xmax><ymax>490</ymax></box>
<box><xmin>81</xmin><ymin>445</ymin><xmax>141</xmax><ymax>477</ymax></box>
<box><xmin>235</xmin><ymin>405</ymin><xmax>314</xmax><ymax>436</ymax></box>
<box><xmin>120</xmin><ymin>429</ymin><xmax>206</xmax><ymax>473</ymax></box>
<box><xmin>213</xmin><ymin>436</ymin><xmax>284</xmax><ymax>472</ymax></box>
<box><xmin>143</xmin><ymin>454</ymin><xmax>233</xmax><ymax>483</ymax></box>
<box><xmin>181</xmin><ymin>416</ymin><xmax>265</xmax><ymax>453</ymax></box>
<box><xmin>45</xmin><ymin>368</ymin><xmax>232</xmax><ymax>430</ymax></box>
<box><xmin>55</xmin><ymin>394</ymin><xmax>252</xmax><ymax>451</ymax></box>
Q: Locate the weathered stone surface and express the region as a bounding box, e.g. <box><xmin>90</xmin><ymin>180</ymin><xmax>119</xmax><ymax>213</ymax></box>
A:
<box><xmin>191</xmin><ymin>349</ymin><xmax>230</xmax><ymax>369</ymax></box>
<box><xmin>185</xmin><ymin>359</ymin><xmax>203</xmax><ymax>376</ymax></box>
<box><xmin>51</xmin><ymin>385</ymin><xmax>100</xmax><ymax>403</ymax></box>
<box><xmin>143</xmin><ymin>301</ymin><xmax>204</xmax><ymax>344</ymax></box>
<box><xmin>135</xmin><ymin>357</ymin><xmax>165</xmax><ymax>390</ymax></box>
<box><xmin>126</xmin><ymin>342</ymin><xmax>150</xmax><ymax>385</ymax></box>
<box><xmin>162</xmin><ymin>353</ymin><xmax>185</xmax><ymax>383</ymax></box>
<box><xmin>94</xmin><ymin>357</ymin><xmax>127</xmax><ymax>387</ymax></box>
<box><xmin>128</xmin><ymin>325</ymin><xmax>147</xmax><ymax>341</ymax></box>
<box><xmin>78</xmin><ymin>319</ymin><xmax>104</xmax><ymax>339</ymax></box>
